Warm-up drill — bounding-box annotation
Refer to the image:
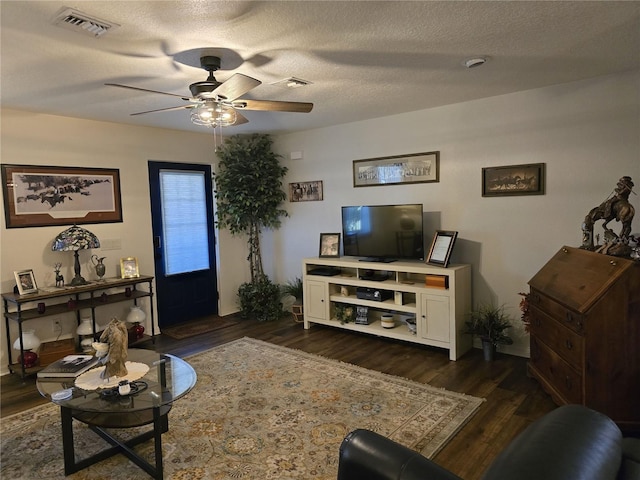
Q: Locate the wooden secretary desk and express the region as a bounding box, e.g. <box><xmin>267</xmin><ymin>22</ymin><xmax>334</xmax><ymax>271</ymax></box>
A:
<box><xmin>528</xmin><ymin>246</ymin><xmax>640</xmax><ymax>433</ymax></box>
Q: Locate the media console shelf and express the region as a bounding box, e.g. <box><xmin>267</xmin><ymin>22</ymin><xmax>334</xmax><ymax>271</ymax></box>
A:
<box><xmin>2</xmin><ymin>275</ymin><xmax>154</xmax><ymax>379</ymax></box>
<box><xmin>303</xmin><ymin>257</ymin><xmax>472</xmax><ymax>360</ymax></box>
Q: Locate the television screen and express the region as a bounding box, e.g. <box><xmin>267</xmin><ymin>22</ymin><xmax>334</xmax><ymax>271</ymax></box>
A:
<box><xmin>341</xmin><ymin>204</ymin><xmax>424</xmax><ymax>262</ymax></box>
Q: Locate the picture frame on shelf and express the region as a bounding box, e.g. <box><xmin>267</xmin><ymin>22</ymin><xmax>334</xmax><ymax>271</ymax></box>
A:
<box><xmin>482</xmin><ymin>163</ymin><xmax>546</xmax><ymax>197</ymax></box>
<box><xmin>353</xmin><ymin>151</ymin><xmax>439</xmax><ymax>187</ymax></box>
<box><xmin>120</xmin><ymin>257</ymin><xmax>139</xmax><ymax>278</ymax></box>
<box><xmin>319</xmin><ymin>233</ymin><xmax>341</xmax><ymax>258</ymax></box>
<box><xmin>426</xmin><ymin>230</ymin><xmax>458</xmax><ymax>268</ymax></box>
<box><xmin>289</xmin><ymin>180</ymin><xmax>323</xmax><ymax>202</ymax></box>
<box><xmin>14</xmin><ymin>269</ymin><xmax>38</xmax><ymax>295</ymax></box>
<box><xmin>1</xmin><ymin>164</ymin><xmax>123</xmax><ymax>228</ymax></box>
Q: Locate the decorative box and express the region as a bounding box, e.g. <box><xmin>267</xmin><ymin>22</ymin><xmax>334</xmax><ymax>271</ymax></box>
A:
<box><xmin>38</xmin><ymin>338</ymin><xmax>76</xmax><ymax>366</ymax></box>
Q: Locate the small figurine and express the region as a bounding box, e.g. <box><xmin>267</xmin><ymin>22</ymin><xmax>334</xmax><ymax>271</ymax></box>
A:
<box><xmin>582</xmin><ymin>176</ymin><xmax>635</xmax><ymax>253</ymax></box>
<box><xmin>54</xmin><ymin>263</ymin><xmax>64</xmax><ymax>287</ymax></box>
<box><xmin>98</xmin><ymin>318</ymin><xmax>129</xmax><ymax>379</ymax></box>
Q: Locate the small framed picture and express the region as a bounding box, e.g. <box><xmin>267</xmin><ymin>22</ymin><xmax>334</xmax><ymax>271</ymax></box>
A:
<box><xmin>426</xmin><ymin>231</ymin><xmax>458</xmax><ymax>268</ymax></box>
<box><xmin>319</xmin><ymin>233</ymin><xmax>341</xmax><ymax>258</ymax></box>
<box><xmin>120</xmin><ymin>257</ymin><xmax>139</xmax><ymax>278</ymax></box>
<box><xmin>289</xmin><ymin>180</ymin><xmax>323</xmax><ymax>202</ymax></box>
<box><xmin>14</xmin><ymin>269</ymin><xmax>38</xmax><ymax>295</ymax></box>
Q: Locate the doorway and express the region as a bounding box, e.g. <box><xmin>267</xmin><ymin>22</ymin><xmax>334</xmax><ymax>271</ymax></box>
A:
<box><xmin>148</xmin><ymin>161</ymin><xmax>218</xmax><ymax>328</ymax></box>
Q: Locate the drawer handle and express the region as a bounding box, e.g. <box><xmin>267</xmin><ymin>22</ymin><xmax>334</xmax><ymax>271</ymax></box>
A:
<box><xmin>610</xmin><ymin>260</ymin><xmax>617</xmax><ymax>266</ymax></box>
<box><xmin>565</xmin><ymin>376</ymin><xmax>572</xmax><ymax>390</ymax></box>
<box><xmin>565</xmin><ymin>312</ymin><xmax>573</xmax><ymax>323</ymax></box>
<box><xmin>562</xmin><ymin>248</ymin><xmax>568</xmax><ymax>253</ymax></box>
<box><xmin>565</xmin><ymin>339</ymin><xmax>573</xmax><ymax>350</ymax></box>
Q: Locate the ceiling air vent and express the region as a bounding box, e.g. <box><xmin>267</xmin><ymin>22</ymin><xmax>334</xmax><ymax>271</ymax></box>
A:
<box><xmin>51</xmin><ymin>8</ymin><xmax>119</xmax><ymax>38</ymax></box>
<box><xmin>271</xmin><ymin>77</ymin><xmax>313</xmax><ymax>89</ymax></box>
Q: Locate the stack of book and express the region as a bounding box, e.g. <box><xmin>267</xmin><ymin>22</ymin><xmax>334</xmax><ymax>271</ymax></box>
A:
<box><xmin>37</xmin><ymin>354</ymin><xmax>100</xmax><ymax>378</ymax></box>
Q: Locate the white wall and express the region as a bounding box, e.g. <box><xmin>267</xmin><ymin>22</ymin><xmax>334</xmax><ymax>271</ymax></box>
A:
<box><xmin>0</xmin><ymin>111</ymin><xmax>250</xmax><ymax>375</ymax></box>
<box><xmin>1</xmin><ymin>70</ymin><xmax>638</xmax><ymax>374</ymax></box>
<box><xmin>265</xmin><ymin>70</ymin><xmax>640</xmax><ymax>357</ymax></box>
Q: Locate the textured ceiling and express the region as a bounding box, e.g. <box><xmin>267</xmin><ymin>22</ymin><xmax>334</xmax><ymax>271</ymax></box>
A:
<box><xmin>1</xmin><ymin>1</ymin><xmax>639</xmax><ymax>135</ymax></box>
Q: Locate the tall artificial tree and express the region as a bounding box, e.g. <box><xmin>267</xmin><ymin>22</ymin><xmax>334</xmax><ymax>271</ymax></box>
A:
<box><xmin>214</xmin><ymin>134</ymin><xmax>288</xmax><ymax>320</ymax></box>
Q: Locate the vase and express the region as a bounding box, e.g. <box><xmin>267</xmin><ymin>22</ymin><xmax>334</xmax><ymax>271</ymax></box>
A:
<box><xmin>127</xmin><ymin>306</ymin><xmax>146</xmax><ymax>340</ymax></box>
<box><xmin>12</xmin><ymin>329</ymin><xmax>41</xmax><ymax>368</ymax></box>
<box><xmin>91</xmin><ymin>255</ymin><xmax>107</xmax><ymax>281</ymax></box>
<box><xmin>482</xmin><ymin>340</ymin><xmax>496</xmax><ymax>362</ymax></box>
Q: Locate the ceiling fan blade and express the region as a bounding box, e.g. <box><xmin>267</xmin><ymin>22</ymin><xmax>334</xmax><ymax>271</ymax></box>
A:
<box><xmin>130</xmin><ymin>105</ymin><xmax>196</xmax><ymax>116</ymax></box>
<box><xmin>106</xmin><ymin>83</ymin><xmax>191</xmax><ymax>101</ymax></box>
<box><xmin>211</xmin><ymin>73</ymin><xmax>261</xmax><ymax>101</ymax></box>
<box><xmin>233</xmin><ymin>110</ymin><xmax>249</xmax><ymax>126</ymax></box>
<box><xmin>232</xmin><ymin>99</ymin><xmax>313</xmax><ymax>113</ymax></box>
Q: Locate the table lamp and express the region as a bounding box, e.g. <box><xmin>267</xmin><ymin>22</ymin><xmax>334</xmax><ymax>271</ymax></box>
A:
<box><xmin>52</xmin><ymin>225</ymin><xmax>100</xmax><ymax>286</ymax></box>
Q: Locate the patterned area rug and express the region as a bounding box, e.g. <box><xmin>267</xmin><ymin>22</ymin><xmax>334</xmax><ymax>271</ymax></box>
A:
<box><xmin>0</xmin><ymin>338</ymin><xmax>483</xmax><ymax>479</ymax></box>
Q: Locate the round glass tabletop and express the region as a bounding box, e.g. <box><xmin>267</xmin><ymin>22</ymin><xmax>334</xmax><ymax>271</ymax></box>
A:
<box><xmin>36</xmin><ymin>349</ymin><xmax>197</xmax><ymax>414</ymax></box>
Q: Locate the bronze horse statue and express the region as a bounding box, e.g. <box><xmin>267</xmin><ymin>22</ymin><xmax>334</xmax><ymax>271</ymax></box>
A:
<box><xmin>582</xmin><ymin>176</ymin><xmax>635</xmax><ymax>251</ymax></box>
<box><xmin>98</xmin><ymin>318</ymin><xmax>129</xmax><ymax>378</ymax></box>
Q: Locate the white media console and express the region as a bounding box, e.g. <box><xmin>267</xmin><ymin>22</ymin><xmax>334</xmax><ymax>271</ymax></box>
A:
<box><xmin>302</xmin><ymin>256</ymin><xmax>472</xmax><ymax>360</ymax></box>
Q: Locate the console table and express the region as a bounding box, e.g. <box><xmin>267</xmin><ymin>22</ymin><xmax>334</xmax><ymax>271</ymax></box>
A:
<box><xmin>302</xmin><ymin>257</ymin><xmax>472</xmax><ymax>360</ymax></box>
<box><xmin>3</xmin><ymin>275</ymin><xmax>154</xmax><ymax>379</ymax></box>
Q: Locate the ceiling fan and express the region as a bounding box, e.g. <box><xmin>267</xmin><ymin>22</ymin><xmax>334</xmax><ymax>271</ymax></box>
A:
<box><xmin>106</xmin><ymin>55</ymin><xmax>313</xmax><ymax>127</ymax></box>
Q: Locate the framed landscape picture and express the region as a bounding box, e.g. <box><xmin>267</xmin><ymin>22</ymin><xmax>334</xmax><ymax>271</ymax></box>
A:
<box><xmin>1</xmin><ymin>164</ymin><xmax>123</xmax><ymax>228</ymax></box>
<box><xmin>353</xmin><ymin>151</ymin><xmax>439</xmax><ymax>187</ymax></box>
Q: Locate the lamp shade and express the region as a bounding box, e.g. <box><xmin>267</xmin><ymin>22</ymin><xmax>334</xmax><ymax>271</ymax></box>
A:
<box><xmin>52</xmin><ymin>225</ymin><xmax>100</xmax><ymax>286</ymax></box>
<box><xmin>51</xmin><ymin>225</ymin><xmax>100</xmax><ymax>252</ymax></box>
<box><xmin>12</xmin><ymin>329</ymin><xmax>41</xmax><ymax>351</ymax></box>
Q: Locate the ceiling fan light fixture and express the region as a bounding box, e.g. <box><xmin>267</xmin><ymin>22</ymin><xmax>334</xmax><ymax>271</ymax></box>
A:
<box><xmin>190</xmin><ymin>103</ymin><xmax>236</xmax><ymax>127</ymax></box>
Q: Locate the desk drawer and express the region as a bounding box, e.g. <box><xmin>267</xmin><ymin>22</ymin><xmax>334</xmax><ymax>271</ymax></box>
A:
<box><xmin>529</xmin><ymin>288</ymin><xmax>585</xmax><ymax>334</ymax></box>
<box><xmin>530</xmin><ymin>336</ymin><xmax>583</xmax><ymax>404</ymax></box>
<box><xmin>529</xmin><ymin>307</ymin><xmax>584</xmax><ymax>370</ymax></box>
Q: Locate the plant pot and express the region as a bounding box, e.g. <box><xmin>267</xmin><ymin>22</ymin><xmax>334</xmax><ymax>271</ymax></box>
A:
<box><xmin>482</xmin><ymin>340</ymin><xmax>496</xmax><ymax>361</ymax></box>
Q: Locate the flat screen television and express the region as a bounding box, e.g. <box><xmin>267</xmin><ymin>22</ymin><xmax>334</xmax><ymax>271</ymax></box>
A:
<box><xmin>341</xmin><ymin>204</ymin><xmax>424</xmax><ymax>262</ymax></box>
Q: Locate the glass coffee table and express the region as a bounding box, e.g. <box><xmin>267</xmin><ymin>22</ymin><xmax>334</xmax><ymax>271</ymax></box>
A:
<box><xmin>36</xmin><ymin>349</ymin><xmax>197</xmax><ymax>479</ymax></box>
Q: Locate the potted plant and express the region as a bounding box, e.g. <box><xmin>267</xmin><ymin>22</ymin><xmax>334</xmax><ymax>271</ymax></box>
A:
<box><xmin>335</xmin><ymin>303</ymin><xmax>356</xmax><ymax>324</ymax></box>
<box><xmin>282</xmin><ymin>277</ymin><xmax>304</xmax><ymax>323</ymax></box>
<box><xmin>215</xmin><ymin>134</ymin><xmax>289</xmax><ymax>322</ymax></box>
<box><xmin>462</xmin><ymin>303</ymin><xmax>514</xmax><ymax>361</ymax></box>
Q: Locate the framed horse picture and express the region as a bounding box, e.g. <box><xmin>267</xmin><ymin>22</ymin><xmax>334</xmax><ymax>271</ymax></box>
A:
<box><xmin>482</xmin><ymin>163</ymin><xmax>545</xmax><ymax>197</ymax></box>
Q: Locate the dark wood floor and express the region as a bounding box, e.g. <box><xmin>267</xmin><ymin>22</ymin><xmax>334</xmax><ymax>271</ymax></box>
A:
<box><xmin>0</xmin><ymin>314</ymin><xmax>556</xmax><ymax>480</ymax></box>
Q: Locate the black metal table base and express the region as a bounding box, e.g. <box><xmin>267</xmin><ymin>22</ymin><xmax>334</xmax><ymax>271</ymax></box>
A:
<box><xmin>61</xmin><ymin>405</ymin><xmax>169</xmax><ymax>479</ymax></box>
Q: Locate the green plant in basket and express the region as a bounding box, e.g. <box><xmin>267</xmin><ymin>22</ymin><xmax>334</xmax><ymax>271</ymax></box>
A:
<box><xmin>281</xmin><ymin>277</ymin><xmax>303</xmax><ymax>302</ymax></box>
<box><xmin>335</xmin><ymin>303</ymin><xmax>355</xmax><ymax>324</ymax></box>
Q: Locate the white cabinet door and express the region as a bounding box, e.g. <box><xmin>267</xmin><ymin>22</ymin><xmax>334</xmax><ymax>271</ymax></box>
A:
<box><xmin>305</xmin><ymin>280</ymin><xmax>327</xmax><ymax>321</ymax></box>
<box><xmin>420</xmin><ymin>293</ymin><xmax>450</xmax><ymax>343</ymax></box>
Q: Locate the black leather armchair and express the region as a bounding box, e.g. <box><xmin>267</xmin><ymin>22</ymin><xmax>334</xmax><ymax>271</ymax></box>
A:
<box><xmin>337</xmin><ymin>405</ymin><xmax>640</xmax><ymax>480</ymax></box>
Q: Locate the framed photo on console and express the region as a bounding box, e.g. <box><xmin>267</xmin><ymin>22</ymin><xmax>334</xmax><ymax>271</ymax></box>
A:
<box><xmin>319</xmin><ymin>233</ymin><xmax>341</xmax><ymax>258</ymax></box>
<box><xmin>120</xmin><ymin>257</ymin><xmax>139</xmax><ymax>278</ymax></box>
<box><xmin>426</xmin><ymin>231</ymin><xmax>458</xmax><ymax>268</ymax></box>
<box><xmin>14</xmin><ymin>269</ymin><xmax>38</xmax><ymax>295</ymax></box>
